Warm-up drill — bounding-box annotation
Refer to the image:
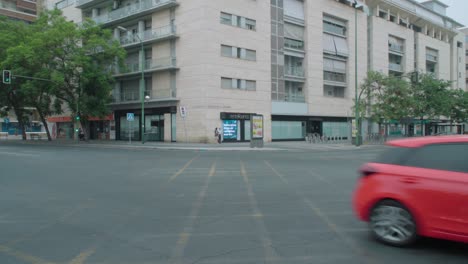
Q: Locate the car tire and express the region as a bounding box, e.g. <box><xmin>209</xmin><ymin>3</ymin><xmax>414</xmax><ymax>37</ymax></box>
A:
<box><xmin>369</xmin><ymin>200</ymin><xmax>418</xmax><ymax>247</ymax></box>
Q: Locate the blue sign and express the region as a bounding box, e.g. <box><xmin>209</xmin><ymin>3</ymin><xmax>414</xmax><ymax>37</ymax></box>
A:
<box><xmin>3</xmin><ymin>118</ymin><xmax>9</xmax><ymax>124</ymax></box>
<box><xmin>223</xmin><ymin>120</ymin><xmax>237</xmax><ymax>140</ymax></box>
<box><xmin>127</xmin><ymin>113</ymin><xmax>134</xmax><ymax>121</ymax></box>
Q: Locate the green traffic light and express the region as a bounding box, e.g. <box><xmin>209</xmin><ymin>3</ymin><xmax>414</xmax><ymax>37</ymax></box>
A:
<box><xmin>2</xmin><ymin>70</ymin><xmax>11</xmax><ymax>84</ymax></box>
<box><xmin>76</xmin><ymin>116</ymin><xmax>80</xmax><ymax>121</ymax></box>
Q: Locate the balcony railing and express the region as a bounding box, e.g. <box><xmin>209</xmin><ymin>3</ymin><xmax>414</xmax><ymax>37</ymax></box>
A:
<box><xmin>119</xmin><ymin>56</ymin><xmax>176</xmax><ymax>75</ymax></box>
<box><xmin>284</xmin><ymin>94</ymin><xmax>305</xmax><ymax>103</ymax></box>
<box><xmin>426</xmin><ymin>54</ymin><xmax>438</xmax><ymax>62</ymax></box>
<box><xmin>389</xmin><ymin>43</ymin><xmax>404</xmax><ymax>53</ymax></box>
<box><xmin>285</xmin><ymin>67</ymin><xmax>305</xmax><ymax>77</ymax></box>
<box><xmin>324</xmin><ymin>71</ymin><xmax>346</xmax><ymax>83</ymax></box>
<box><xmin>145</xmin><ymin>56</ymin><xmax>176</xmax><ymax>71</ymax></box>
<box><xmin>119</xmin><ymin>24</ymin><xmax>176</xmax><ymax>46</ymax></box>
<box><xmin>113</xmin><ymin>89</ymin><xmax>174</xmax><ymax>103</ymax></box>
<box><xmin>389</xmin><ymin>63</ymin><xmax>403</xmax><ymax>72</ymax></box>
<box><xmin>284</xmin><ymin>38</ymin><xmax>304</xmax><ymax>50</ymax></box>
<box><xmin>91</xmin><ymin>0</ymin><xmax>176</xmax><ymax>25</ymax></box>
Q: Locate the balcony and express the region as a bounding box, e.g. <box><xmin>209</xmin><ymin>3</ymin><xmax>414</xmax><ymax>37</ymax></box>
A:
<box><xmin>389</xmin><ymin>43</ymin><xmax>404</xmax><ymax>54</ymax></box>
<box><xmin>285</xmin><ymin>67</ymin><xmax>305</xmax><ymax>82</ymax></box>
<box><xmin>284</xmin><ymin>94</ymin><xmax>305</xmax><ymax>103</ymax></box>
<box><xmin>426</xmin><ymin>54</ymin><xmax>438</xmax><ymax>62</ymax></box>
<box><xmin>323</xmin><ymin>71</ymin><xmax>346</xmax><ymax>85</ymax></box>
<box><xmin>112</xmin><ymin>88</ymin><xmax>175</xmax><ymax>103</ymax></box>
<box><xmin>119</xmin><ymin>24</ymin><xmax>176</xmax><ymax>48</ymax></box>
<box><xmin>389</xmin><ymin>63</ymin><xmax>403</xmax><ymax>72</ymax></box>
<box><xmin>116</xmin><ymin>56</ymin><xmax>177</xmax><ymax>77</ymax></box>
<box><xmin>90</xmin><ymin>0</ymin><xmax>178</xmax><ymax>26</ymax></box>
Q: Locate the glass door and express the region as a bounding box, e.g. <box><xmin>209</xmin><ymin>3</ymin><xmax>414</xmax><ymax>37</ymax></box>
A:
<box><xmin>144</xmin><ymin>115</ymin><xmax>164</xmax><ymax>141</ymax></box>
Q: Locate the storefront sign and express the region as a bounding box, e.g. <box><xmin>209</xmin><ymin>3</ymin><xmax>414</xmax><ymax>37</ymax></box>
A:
<box><xmin>223</xmin><ymin>120</ymin><xmax>237</xmax><ymax>139</ymax></box>
<box><xmin>251</xmin><ymin>115</ymin><xmax>263</xmax><ymax>139</ymax></box>
<box><xmin>220</xmin><ymin>112</ymin><xmax>252</xmax><ymax>120</ymax></box>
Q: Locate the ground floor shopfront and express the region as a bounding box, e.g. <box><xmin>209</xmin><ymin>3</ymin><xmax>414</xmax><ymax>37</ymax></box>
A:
<box><xmin>271</xmin><ymin>115</ymin><xmax>351</xmax><ymax>141</ymax></box>
<box><xmin>114</xmin><ymin>106</ymin><xmax>177</xmax><ymax>142</ymax></box>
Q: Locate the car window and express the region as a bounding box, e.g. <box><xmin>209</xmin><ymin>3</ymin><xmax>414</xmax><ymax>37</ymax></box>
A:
<box><xmin>374</xmin><ymin>146</ymin><xmax>412</xmax><ymax>165</ymax></box>
<box><xmin>403</xmin><ymin>143</ymin><xmax>468</xmax><ymax>173</ymax></box>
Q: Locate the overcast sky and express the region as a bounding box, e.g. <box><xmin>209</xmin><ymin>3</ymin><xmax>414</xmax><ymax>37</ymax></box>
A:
<box><xmin>417</xmin><ymin>0</ymin><xmax>468</xmax><ymax>27</ymax></box>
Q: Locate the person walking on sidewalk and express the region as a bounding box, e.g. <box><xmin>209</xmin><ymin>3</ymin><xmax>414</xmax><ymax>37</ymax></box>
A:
<box><xmin>214</xmin><ymin>127</ymin><xmax>222</xmax><ymax>144</ymax></box>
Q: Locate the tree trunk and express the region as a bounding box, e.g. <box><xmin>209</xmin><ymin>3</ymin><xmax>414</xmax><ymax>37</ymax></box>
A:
<box><xmin>38</xmin><ymin>110</ymin><xmax>52</xmax><ymax>141</ymax></box>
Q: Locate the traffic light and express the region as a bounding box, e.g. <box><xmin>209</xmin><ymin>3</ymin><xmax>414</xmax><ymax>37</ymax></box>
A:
<box><xmin>2</xmin><ymin>70</ymin><xmax>11</xmax><ymax>84</ymax></box>
<box><xmin>75</xmin><ymin>115</ymin><xmax>80</xmax><ymax>121</ymax></box>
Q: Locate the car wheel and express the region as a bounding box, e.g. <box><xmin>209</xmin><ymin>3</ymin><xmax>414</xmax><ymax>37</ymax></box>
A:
<box><xmin>369</xmin><ymin>200</ymin><xmax>417</xmax><ymax>247</ymax></box>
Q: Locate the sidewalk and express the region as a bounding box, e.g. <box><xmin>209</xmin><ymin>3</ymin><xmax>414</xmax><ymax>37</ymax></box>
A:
<box><xmin>1</xmin><ymin>137</ymin><xmax>381</xmax><ymax>151</ymax></box>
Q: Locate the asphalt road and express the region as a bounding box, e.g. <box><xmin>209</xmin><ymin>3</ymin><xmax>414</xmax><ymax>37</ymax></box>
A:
<box><xmin>0</xmin><ymin>143</ymin><xmax>467</xmax><ymax>264</ymax></box>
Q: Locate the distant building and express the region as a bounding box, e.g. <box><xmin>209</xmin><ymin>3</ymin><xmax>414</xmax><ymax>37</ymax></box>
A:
<box><xmin>39</xmin><ymin>0</ymin><xmax>466</xmax><ymax>141</ymax></box>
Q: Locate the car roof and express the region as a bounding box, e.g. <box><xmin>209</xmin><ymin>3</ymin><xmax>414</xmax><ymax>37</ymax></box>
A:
<box><xmin>386</xmin><ymin>135</ymin><xmax>468</xmax><ymax>148</ymax></box>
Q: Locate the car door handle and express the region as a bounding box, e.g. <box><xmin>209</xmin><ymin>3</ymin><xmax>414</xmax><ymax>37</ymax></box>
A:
<box><xmin>400</xmin><ymin>177</ymin><xmax>419</xmax><ymax>184</ymax></box>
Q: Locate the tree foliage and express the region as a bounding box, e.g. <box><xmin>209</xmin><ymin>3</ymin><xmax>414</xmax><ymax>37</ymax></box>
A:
<box><xmin>357</xmin><ymin>71</ymin><xmax>468</xmax><ymax>133</ymax></box>
<box><xmin>0</xmin><ymin>10</ymin><xmax>125</xmax><ymax>140</ymax></box>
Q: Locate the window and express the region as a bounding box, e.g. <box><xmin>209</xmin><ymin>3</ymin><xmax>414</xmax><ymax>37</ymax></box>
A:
<box><xmin>246</xmin><ymin>19</ymin><xmax>256</xmax><ymax>30</ymax></box>
<box><xmin>404</xmin><ymin>144</ymin><xmax>468</xmax><ymax>173</ymax></box>
<box><xmin>220</xmin><ymin>45</ymin><xmax>256</xmax><ymax>61</ymax></box>
<box><xmin>323</xmin><ymin>33</ymin><xmax>349</xmax><ymax>57</ymax></box>
<box><xmin>323</xmin><ymin>57</ymin><xmax>346</xmax><ymax>83</ymax></box>
<box><xmin>221</xmin><ymin>77</ymin><xmax>256</xmax><ymax>91</ymax></box>
<box><xmin>221</xmin><ymin>45</ymin><xmax>232</xmax><ymax>57</ymax></box>
<box><xmin>285</xmin><ymin>38</ymin><xmax>304</xmax><ymax>50</ymax></box>
<box><xmin>324</xmin><ymin>85</ymin><xmax>345</xmax><ymax>98</ymax></box>
<box><xmin>389</xmin><ymin>15</ymin><xmax>396</xmax><ymax>22</ymax></box>
<box><xmin>220</xmin><ymin>12</ymin><xmax>232</xmax><ymax>25</ymax></box>
<box><xmin>323</xmin><ymin>17</ymin><xmax>346</xmax><ymax>36</ymax></box>
<box><xmin>246</xmin><ymin>80</ymin><xmax>256</xmax><ymax>90</ymax></box>
<box><xmin>378</xmin><ymin>11</ymin><xmax>387</xmax><ymax>19</ymax></box>
<box><xmin>245</xmin><ymin>49</ymin><xmax>256</xmax><ymax>61</ymax></box>
<box><xmin>220</xmin><ymin>12</ymin><xmax>256</xmax><ymax>31</ymax></box>
<box><xmin>388</xmin><ymin>35</ymin><xmax>405</xmax><ymax>53</ymax></box>
<box><xmin>457</xmin><ymin>41</ymin><xmax>463</xmax><ymax>48</ymax></box>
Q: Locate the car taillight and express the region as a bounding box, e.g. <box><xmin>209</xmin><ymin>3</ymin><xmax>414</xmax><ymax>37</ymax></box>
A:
<box><xmin>359</xmin><ymin>165</ymin><xmax>378</xmax><ymax>177</ymax></box>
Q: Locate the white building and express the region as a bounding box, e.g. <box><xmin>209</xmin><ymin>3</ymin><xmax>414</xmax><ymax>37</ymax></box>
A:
<box><xmin>42</xmin><ymin>0</ymin><xmax>465</xmax><ymax>142</ymax></box>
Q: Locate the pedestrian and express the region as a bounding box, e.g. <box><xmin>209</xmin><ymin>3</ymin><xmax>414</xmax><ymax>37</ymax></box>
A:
<box><xmin>78</xmin><ymin>128</ymin><xmax>85</xmax><ymax>141</ymax></box>
<box><xmin>218</xmin><ymin>128</ymin><xmax>222</xmax><ymax>144</ymax></box>
<box><xmin>214</xmin><ymin>127</ymin><xmax>220</xmax><ymax>144</ymax></box>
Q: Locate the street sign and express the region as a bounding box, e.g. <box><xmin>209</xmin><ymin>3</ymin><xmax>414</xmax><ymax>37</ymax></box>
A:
<box><xmin>127</xmin><ymin>113</ymin><xmax>134</xmax><ymax>121</ymax></box>
<box><xmin>3</xmin><ymin>118</ymin><xmax>9</xmax><ymax>124</ymax></box>
<box><xmin>180</xmin><ymin>106</ymin><xmax>187</xmax><ymax>118</ymax></box>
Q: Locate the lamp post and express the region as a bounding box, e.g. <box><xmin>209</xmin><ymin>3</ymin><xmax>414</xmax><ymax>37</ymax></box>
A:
<box><xmin>117</xmin><ymin>26</ymin><xmax>145</xmax><ymax>144</ymax></box>
<box><xmin>351</xmin><ymin>0</ymin><xmax>369</xmax><ymax>146</ymax></box>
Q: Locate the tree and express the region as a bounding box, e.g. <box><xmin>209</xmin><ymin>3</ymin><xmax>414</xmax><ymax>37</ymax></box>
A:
<box><xmin>1</xmin><ymin>10</ymin><xmax>125</xmax><ymax>140</ymax></box>
<box><xmin>357</xmin><ymin>71</ymin><xmax>413</xmax><ymax>135</ymax></box>
<box><xmin>44</xmin><ymin>10</ymin><xmax>125</xmax><ymax>139</ymax></box>
<box><xmin>446</xmin><ymin>89</ymin><xmax>468</xmax><ymax>131</ymax></box>
<box><xmin>409</xmin><ymin>72</ymin><xmax>452</xmax><ymax>135</ymax></box>
<box><xmin>0</xmin><ymin>17</ymin><xmax>34</xmax><ymax>140</ymax></box>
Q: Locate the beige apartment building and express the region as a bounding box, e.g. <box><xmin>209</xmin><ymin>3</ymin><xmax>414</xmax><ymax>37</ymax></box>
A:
<box><xmin>41</xmin><ymin>0</ymin><xmax>465</xmax><ymax>142</ymax></box>
<box><xmin>0</xmin><ymin>0</ymin><xmax>43</xmax><ymax>22</ymax></box>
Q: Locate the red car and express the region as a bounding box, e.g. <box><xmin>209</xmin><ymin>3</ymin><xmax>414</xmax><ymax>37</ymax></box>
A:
<box><xmin>353</xmin><ymin>136</ymin><xmax>468</xmax><ymax>246</ymax></box>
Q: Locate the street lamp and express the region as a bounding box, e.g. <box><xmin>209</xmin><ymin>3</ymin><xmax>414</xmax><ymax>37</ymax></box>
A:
<box><xmin>351</xmin><ymin>0</ymin><xmax>369</xmax><ymax>146</ymax></box>
<box><xmin>117</xmin><ymin>26</ymin><xmax>146</xmax><ymax>144</ymax></box>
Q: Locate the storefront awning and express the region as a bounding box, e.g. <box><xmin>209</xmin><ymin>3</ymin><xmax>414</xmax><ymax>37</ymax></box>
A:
<box><xmin>47</xmin><ymin>114</ymin><xmax>114</xmax><ymax>123</ymax></box>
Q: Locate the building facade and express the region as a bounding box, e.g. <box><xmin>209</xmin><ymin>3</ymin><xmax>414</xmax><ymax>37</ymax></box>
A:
<box><xmin>0</xmin><ymin>0</ymin><xmax>43</xmax><ymax>22</ymax></box>
<box><xmin>46</xmin><ymin>0</ymin><xmax>465</xmax><ymax>142</ymax></box>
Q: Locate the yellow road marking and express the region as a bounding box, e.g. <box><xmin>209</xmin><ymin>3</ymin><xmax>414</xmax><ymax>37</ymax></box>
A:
<box><xmin>240</xmin><ymin>161</ymin><xmax>280</xmax><ymax>264</ymax></box>
<box><xmin>170</xmin><ymin>161</ymin><xmax>216</xmax><ymax>264</ymax></box>
<box><xmin>0</xmin><ymin>245</ymin><xmax>56</xmax><ymax>264</ymax></box>
<box><xmin>68</xmin><ymin>247</ymin><xmax>96</xmax><ymax>264</ymax></box>
<box><xmin>169</xmin><ymin>155</ymin><xmax>199</xmax><ymax>182</ymax></box>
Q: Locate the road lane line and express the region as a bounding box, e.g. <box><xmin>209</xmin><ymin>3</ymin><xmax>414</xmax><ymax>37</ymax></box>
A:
<box><xmin>0</xmin><ymin>245</ymin><xmax>56</xmax><ymax>264</ymax></box>
<box><xmin>67</xmin><ymin>247</ymin><xmax>96</xmax><ymax>264</ymax></box>
<box><xmin>0</xmin><ymin>151</ymin><xmax>39</xmax><ymax>157</ymax></box>
<box><xmin>170</xmin><ymin>161</ymin><xmax>216</xmax><ymax>264</ymax></box>
<box><xmin>169</xmin><ymin>154</ymin><xmax>199</xmax><ymax>182</ymax></box>
<box><xmin>240</xmin><ymin>161</ymin><xmax>281</xmax><ymax>264</ymax></box>
<box><xmin>264</xmin><ymin>160</ymin><xmax>381</xmax><ymax>264</ymax></box>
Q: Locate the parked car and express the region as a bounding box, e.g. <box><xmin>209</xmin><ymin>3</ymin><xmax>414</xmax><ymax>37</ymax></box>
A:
<box><xmin>353</xmin><ymin>136</ymin><xmax>468</xmax><ymax>246</ymax></box>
